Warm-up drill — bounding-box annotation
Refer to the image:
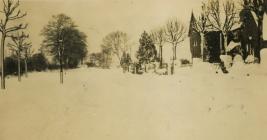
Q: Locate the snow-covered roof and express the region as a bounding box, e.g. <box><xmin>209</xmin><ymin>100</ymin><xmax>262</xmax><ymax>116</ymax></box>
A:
<box><xmin>226</xmin><ymin>41</ymin><xmax>241</xmax><ymax>52</ymax></box>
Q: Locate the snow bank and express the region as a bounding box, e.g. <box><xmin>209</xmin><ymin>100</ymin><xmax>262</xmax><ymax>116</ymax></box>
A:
<box><xmin>261</xmin><ymin>49</ymin><xmax>267</xmax><ymax>67</ymax></box>
<box><xmin>191</xmin><ymin>58</ymin><xmax>215</xmax><ymax>74</ymax></box>
<box><xmin>220</xmin><ymin>55</ymin><xmax>232</xmax><ymax>68</ymax></box>
<box><xmin>229</xmin><ymin>55</ymin><xmax>245</xmax><ymax>75</ymax></box>
<box><xmin>245</xmin><ymin>55</ymin><xmax>255</xmax><ymax>64</ymax></box>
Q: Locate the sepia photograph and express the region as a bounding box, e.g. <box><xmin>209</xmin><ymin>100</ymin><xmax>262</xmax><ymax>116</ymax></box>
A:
<box><xmin>0</xmin><ymin>0</ymin><xmax>267</xmax><ymax>140</ymax></box>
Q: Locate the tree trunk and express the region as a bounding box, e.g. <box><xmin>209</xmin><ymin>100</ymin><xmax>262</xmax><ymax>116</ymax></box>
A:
<box><xmin>105</xmin><ymin>53</ymin><xmax>107</xmax><ymax>68</ymax></box>
<box><xmin>60</xmin><ymin>50</ymin><xmax>63</xmax><ymax>84</ymax></box>
<box><xmin>160</xmin><ymin>45</ymin><xmax>163</xmax><ymax>68</ymax></box>
<box><xmin>174</xmin><ymin>46</ymin><xmax>177</xmax><ymax>60</ymax></box>
<box><xmin>24</xmin><ymin>58</ymin><xmax>28</xmax><ymax>78</ymax></box>
<box><xmin>173</xmin><ymin>45</ymin><xmax>176</xmax><ymax>61</ymax></box>
<box><xmin>18</xmin><ymin>51</ymin><xmax>21</xmax><ymax>82</ymax></box>
<box><xmin>158</xmin><ymin>45</ymin><xmax>161</xmax><ymax>60</ymax></box>
<box><xmin>171</xmin><ymin>46</ymin><xmax>175</xmax><ymax>75</ymax></box>
<box><xmin>200</xmin><ymin>33</ymin><xmax>205</xmax><ymax>61</ymax></box>
<box><xmin>257</xmin><ymin>17</ymin><xmax>263</xmax><ymax>63</ymax></box>
<box><xmin>81</xmin><ymin>58</ymin><xmax>84</xmax><ymax>65</ymax></box>
<box><xmin>220</xmin><ymin>33</ymin><xmax>223</xmax><ymax>55</ymax></box>
<box><xmin>223</xmin><ymin>33</ymin><xmax>228</xmax><ymax>55</ymax></box>
<box><xmin>0</xmin><ymin>33</ymin><xmax>6</xmax><ymax>89</ymax></box>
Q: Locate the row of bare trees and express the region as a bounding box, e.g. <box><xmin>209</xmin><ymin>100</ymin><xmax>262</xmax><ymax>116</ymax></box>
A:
<box><xmin>0</xmin><ymin>0</ymin><xmax>29</xmax><ymax>89</ymax></box>
<box><xmin>98</xmin><ymin>19</ymin><xmax>187</xmax><ymax>74</ymax></box>
<box><xmin>8</xmin><ymin>32</ymin><xmax>32</xmax><ymax>82</ymax></box>
<box><xmin>150</xmin><ymin>18</ymin><xmax>187</xmax><ymax>74</ymax></box>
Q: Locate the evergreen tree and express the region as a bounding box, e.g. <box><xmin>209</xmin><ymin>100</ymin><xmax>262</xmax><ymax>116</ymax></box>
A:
<box><xmin>136</xmin><ymin>31</ymin><xmax>158</xmax><ymax>65</ymax></box>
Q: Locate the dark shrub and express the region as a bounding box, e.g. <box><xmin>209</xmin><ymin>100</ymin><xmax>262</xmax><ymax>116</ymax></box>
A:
<box><xmin>180</xmin><ymin>59</ymin><xmax>191</xmax><ymax>65</ymax></box>
<box><xmin>30</xmin><ymin>53</ymin><xmax>48</xmax><ymax>71</ymax></box>
<box><xmin>48</xmin><ymin>63</ymin><xmax>59</xmax><ymax>70</ymax></box>
<box><xmin>68</xmin><ymin>58</ymin><xmax>79</xmax><ymax>68</ymax></box>
<box><xmin>4</xmin><ymin>56</ymin><xmax>17</xmax><ymax>75</ymax></box>
<box><xmin>86</xmin><ymin>62</ymin><xmax>96</xmax><ymax>67</ymax></box>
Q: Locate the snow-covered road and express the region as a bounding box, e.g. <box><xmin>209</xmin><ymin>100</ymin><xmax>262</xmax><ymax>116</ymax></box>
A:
<box><xmin>0</xmin><ymin>67</ymin><xmax>267</xmax><ymax>140</ymax></box>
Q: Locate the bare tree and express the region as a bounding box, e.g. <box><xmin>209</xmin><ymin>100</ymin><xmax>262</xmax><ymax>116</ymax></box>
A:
<box><xmin>101</xmin><ymin>31</ymin><xmax>130</xmax><ymax>63</ymax></box>
<box><xmin>7</xmin><ymin>32</ymin><xmax>29</xmax><ymax>82</ymax></box>
<box><xmin>165</xmin><ymin>18</ymin><xmax>187</xmax><ymax>60</ymax></box>
<box><xmin>165</xmin><ymin>18</ymin><xmax>186</xmax><ymax>74</ymax></box>
<box><xmin>205</xmin><ymin>0</ymin><xmax>239</xmax><ymax>54</ymax></box>
<box><xmin>150</xmin><ymin>27</ymin><xmax>166</xmax><ymax>68</ymax></box>
<box><xmin>0</xmin><ymin>0</ymin><xmax>27</xmax><ymax>89</ymax></box>
<box><xmin>193</xmin><ymin>4</ymin><xmax>209</xmax><ymax>61</ymax></box>
<box><xmin>22</xmin><ymin>43</ymin><xmax>32</xmax><ymax>78</ymax></box>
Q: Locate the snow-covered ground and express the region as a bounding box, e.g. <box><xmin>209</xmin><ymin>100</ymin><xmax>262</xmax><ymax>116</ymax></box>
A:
<box><xmin>0</xmin><ymin>65</ymin><xmax>267</xmax><ymax>140</ymax></box>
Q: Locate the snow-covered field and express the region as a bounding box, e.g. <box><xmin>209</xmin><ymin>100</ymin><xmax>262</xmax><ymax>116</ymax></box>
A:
<box><xmin>0</xmin><ymin>65</ymin><xmax>267</xmax><ymax>140</ymax></box>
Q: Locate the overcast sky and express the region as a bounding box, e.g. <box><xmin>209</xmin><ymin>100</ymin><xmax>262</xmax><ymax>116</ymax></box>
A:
<box><xmin>16</xmin><ymin>0</ymin><xmax>204</xmax><ymax>54</ymax></box>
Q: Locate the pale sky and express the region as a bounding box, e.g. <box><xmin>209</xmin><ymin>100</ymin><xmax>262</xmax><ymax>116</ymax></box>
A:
<box><xmin>16</xmin><ymin>0</ymin><xmax>203</xmax><ymax>55</ymax></box>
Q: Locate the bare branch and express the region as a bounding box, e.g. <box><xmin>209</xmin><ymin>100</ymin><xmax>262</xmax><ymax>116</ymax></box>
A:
<box><xmin>205</xmin><ymin>0</ymin><xmax>239</xmax><ymax>33</ymax></box>
<box><xmin>9</xmin><ymin>11</ymin><xmax>27</xmax><ymax>20</ymax></box>
<box><xmin>165</xmin><ymin>18</ymin><xmax>186</xmax><ymax>47</ymax></box>
<box><xmin>8</xmin><ymin>31</ymin><xmax>30</xmax><ymax>56</ymax></box>
<box><xmin>6</xmin><ymin>23</ymin><xmax>28</xmax><ymax>33</ymax></box>
<box><xmin>101</xmin><ymin>31</ymin><xmax>130</xmax><ymax>61</ymax></box>
<box><xmin>150</xmin><ymin>27</ymin><xmax>166</xmax><ymax>47</ymax></box>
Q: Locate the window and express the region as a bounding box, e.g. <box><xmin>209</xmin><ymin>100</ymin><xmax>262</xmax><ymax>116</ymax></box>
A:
<box><xmin>194</xmin><ymin>41</ymin><xmax>198</xmax><ymax>47</ymax></box>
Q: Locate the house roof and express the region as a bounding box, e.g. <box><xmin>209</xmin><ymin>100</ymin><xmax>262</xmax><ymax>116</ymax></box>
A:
<box><xmin>188</xmin><ymin>11</ymin><xmax>197</xmax><ymax>36</ymax></box>
<box><xmin>226</xmin><ymin>41</ymin><xmax>241</xmax><ymax>52</ymax></box>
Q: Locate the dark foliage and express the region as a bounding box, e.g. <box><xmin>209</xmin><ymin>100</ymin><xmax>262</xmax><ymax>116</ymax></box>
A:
<box><xmin>41</xmin><ymin>14</ymin><xmax>88</xmax><ymax>69</ymax></box>
<box><xmin>4</xmin><ymin>55</ymin><xmax>25</xmax><ymax>76</ymax></box>
<box><xmin>136</xmin><ymin>31</ymin><xmax>158</xmax><ymax>65</ymax></box>
<box><xmin>120</xmin><ymin>52</ymin><xmax>132</xmax><ymax>72</ymax></box>
<box><xmin>120</xmin><ymin>52</ymin><xmax>132</xmax><ymax>67</ymax></box>
<box><xmin>29</xmin><ymin>53</ymin><xmax>48</xmax><ymax>72</ymax></box>
<box><xmin>4</xmin><ymin>56</ymin><xmax>17</xmax><ymax>75</ymax></box>
<box><xmin>180</xmin><ymin>59</ymin><xmax>191</xmax><ymax>65</ymax></box>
